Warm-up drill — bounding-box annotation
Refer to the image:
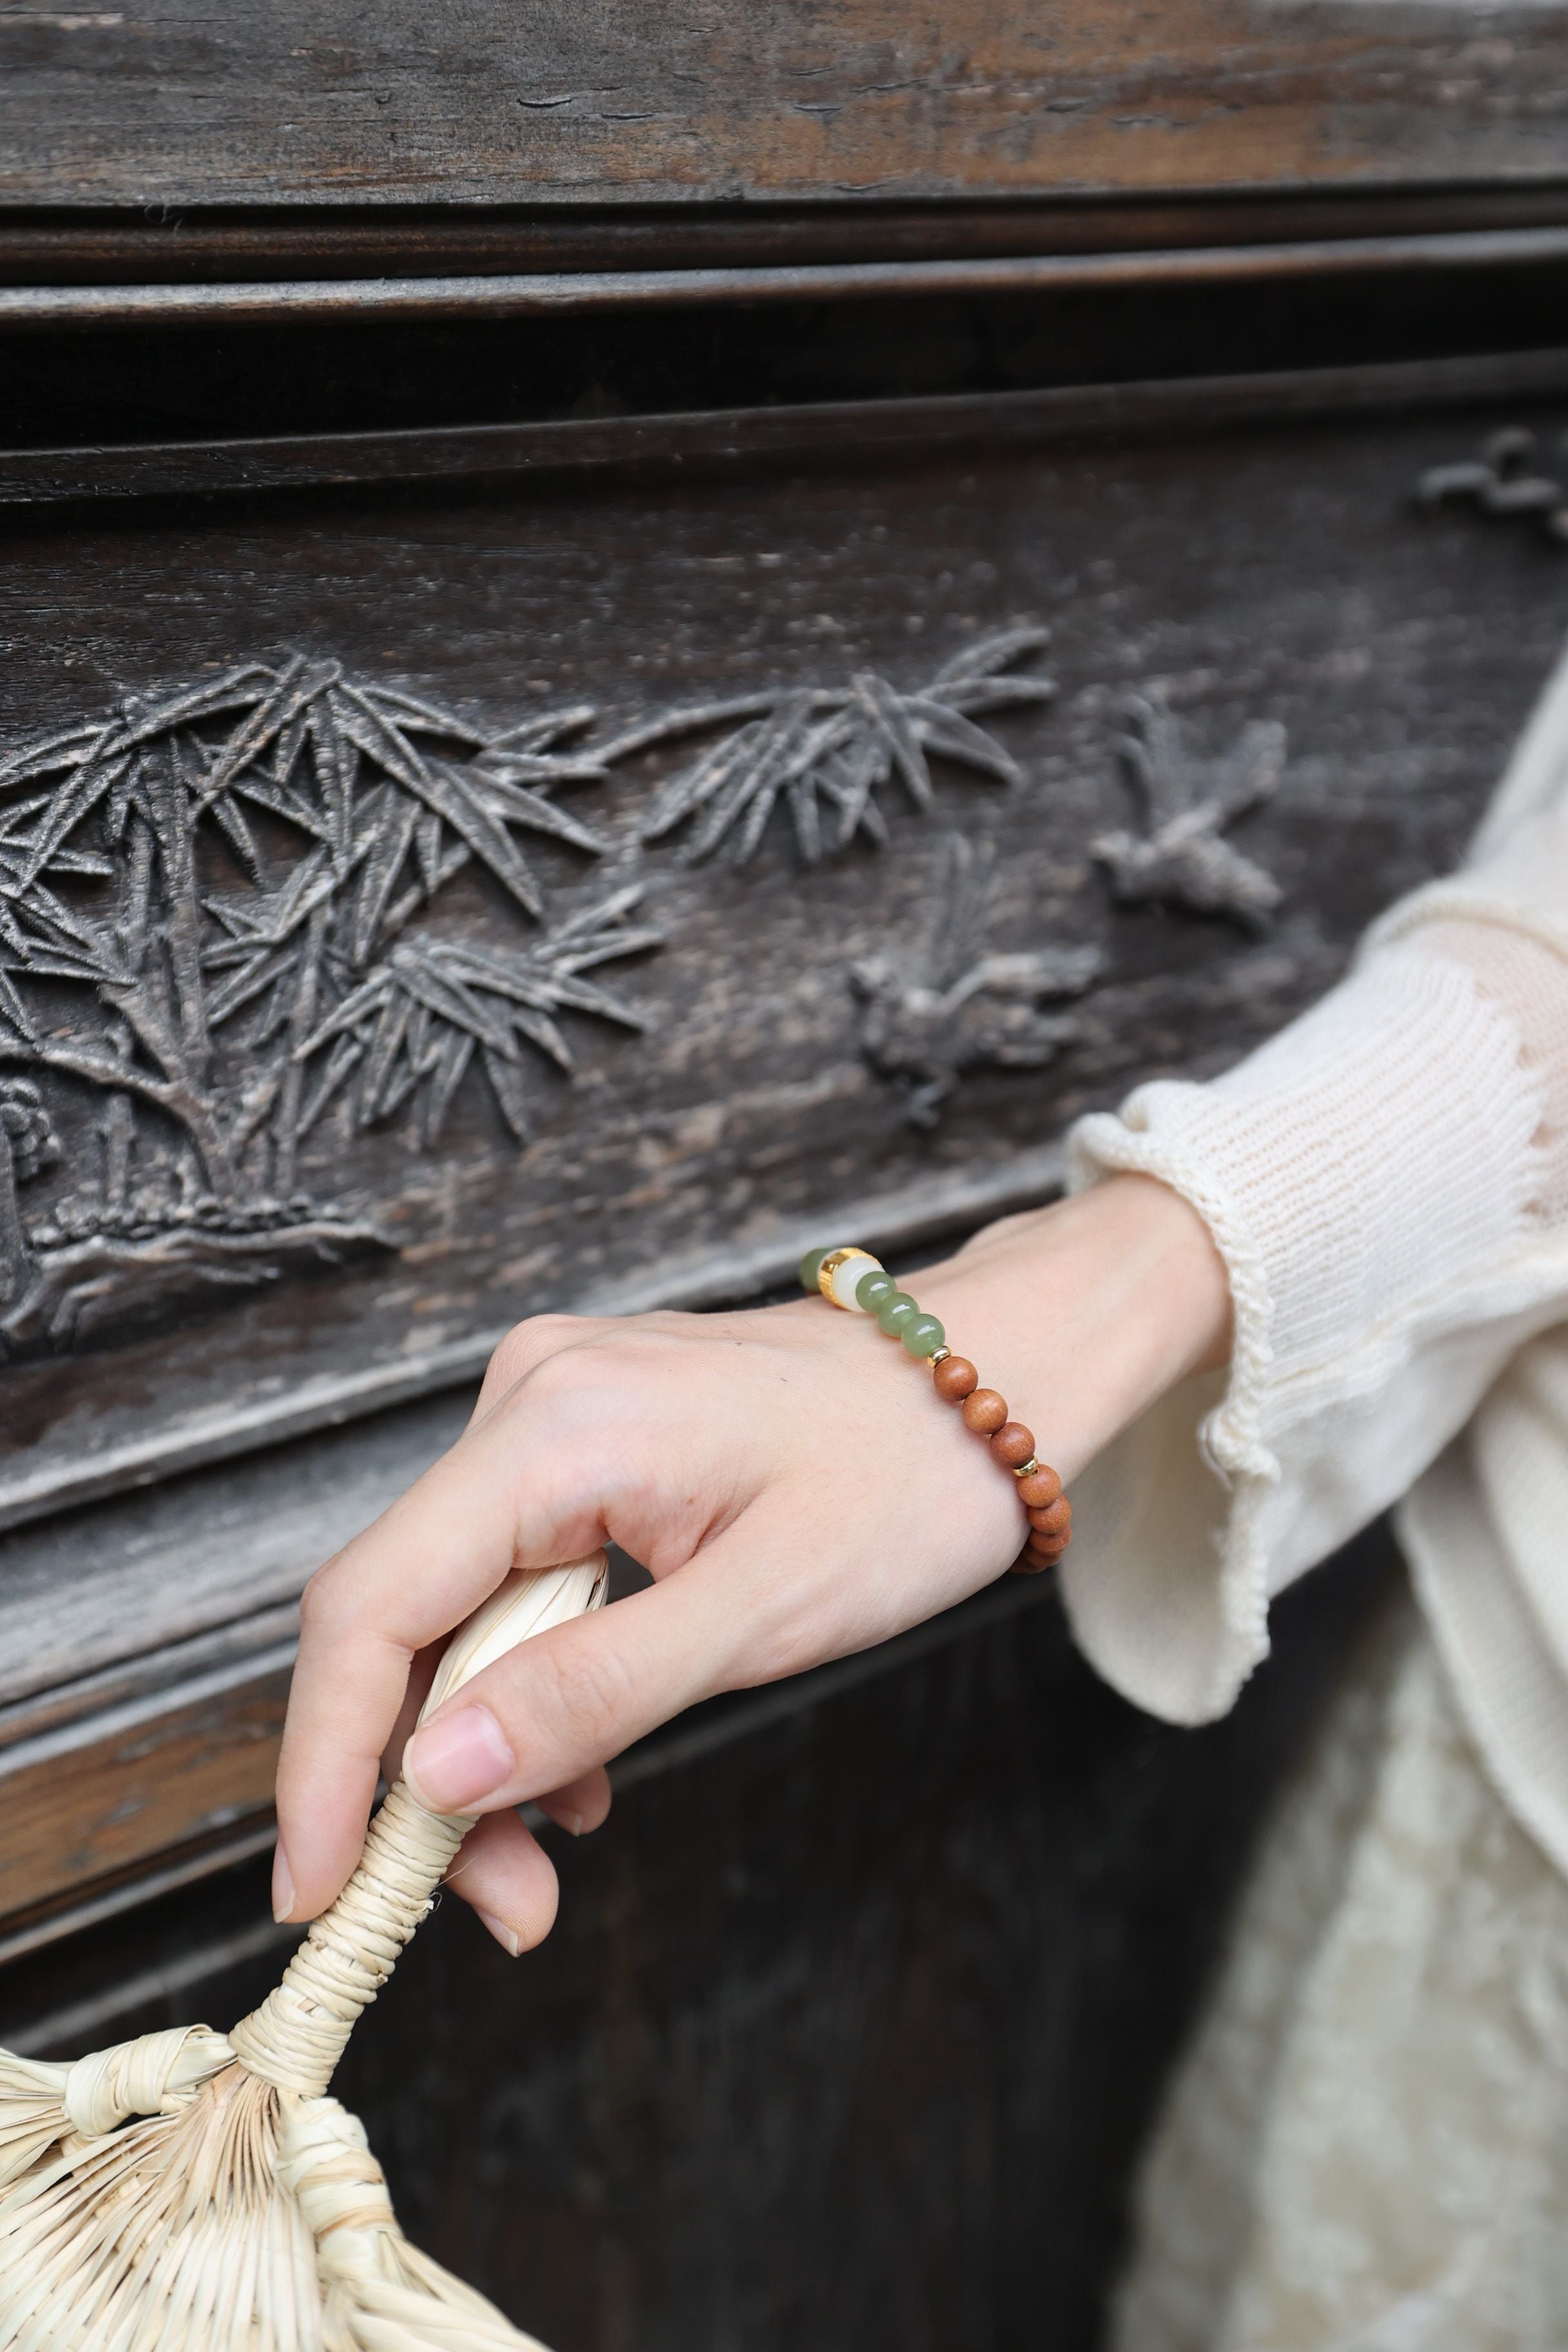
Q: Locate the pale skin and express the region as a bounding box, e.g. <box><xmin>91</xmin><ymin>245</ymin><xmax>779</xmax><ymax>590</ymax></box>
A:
<box><xmin>273</xmin><ymin>1173</ymin><xmax>1232</xmax><ymax>1954</ymax></box>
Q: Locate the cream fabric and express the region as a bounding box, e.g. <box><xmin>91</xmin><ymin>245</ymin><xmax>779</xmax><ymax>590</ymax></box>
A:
<box><xmin>1112</xmin><ymin>1587</ymin><xmax>1568</xmax><ymax>2352</ymax></box>
<box><xmin>1062</xmin><ymin>641</ymin><xmax>1568</xmax><ymax>1877</ymax></box>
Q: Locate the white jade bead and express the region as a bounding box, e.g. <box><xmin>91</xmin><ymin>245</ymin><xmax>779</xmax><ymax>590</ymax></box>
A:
<box><xmin>830</xmin><ymin>1251</ymin><xmax>882</xmax><ymax>1311</ymax></box>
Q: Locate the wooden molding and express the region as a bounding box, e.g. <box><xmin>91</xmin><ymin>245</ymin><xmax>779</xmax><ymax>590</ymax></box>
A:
<box><xmin>4</xmin><ymin>0</ymin><xmax>1568</xmax><ymax>209</ymax></box>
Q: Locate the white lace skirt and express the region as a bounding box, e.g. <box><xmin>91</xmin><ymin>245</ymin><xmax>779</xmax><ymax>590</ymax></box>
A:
<box><xmin>1112</xmin><ymin>1580</ymin><xmax>1568</xmax><ymax>2352</ymax></box>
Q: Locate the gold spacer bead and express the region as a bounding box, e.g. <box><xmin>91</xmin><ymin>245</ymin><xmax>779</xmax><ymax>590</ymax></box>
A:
<box><xmin>928</xmin><ymin>1346</ymin><xmax>952</xmax><ymax>1369</ymax></box>
<box><xmin>817</xmin><ymin>1244</ymin><xmax>879</xmax><ymax>1306</ymax></box>
<box><xmin>1013</xmin><ymin>1456</ymin><xmax>1040</xmax><ymax>1480</ymax></box>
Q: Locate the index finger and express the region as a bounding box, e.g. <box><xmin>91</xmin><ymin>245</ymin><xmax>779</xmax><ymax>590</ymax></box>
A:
<box><xmin>274</xmin><ymin>1398</ymin><xmax>603</xmax><ymax>1920</ymax></box>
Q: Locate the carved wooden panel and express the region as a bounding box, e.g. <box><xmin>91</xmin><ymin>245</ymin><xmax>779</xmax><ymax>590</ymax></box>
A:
<box><xmin>3</xmin><ymin>0</ymin><xmax>1568</xmax><ymax>207</ymax></box>
<box><xmin>5</xmin><ymin>392</ymin><xmax>1568</xmax><ymax>1524</ymax></box>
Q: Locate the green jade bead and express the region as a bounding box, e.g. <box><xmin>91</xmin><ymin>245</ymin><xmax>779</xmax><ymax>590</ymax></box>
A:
<box><xmin>875</xmin><ymin>1291</ymin><xmax>919</xmax><ymax>1338</ymax></box>
<box><xmin>855</xmin><ymin>1268</ymin><xmax>897</xmax><ymax>1313</ymax></box>
<box><xmin>798</xmin><ymin>1246</ymin><xmax>830</xmax><ymax>1294</ymax></box>
<box><xmin>902</xmin><ymin>1312</ymin><xmax>946</xmax><ymax>1358</ymax></box>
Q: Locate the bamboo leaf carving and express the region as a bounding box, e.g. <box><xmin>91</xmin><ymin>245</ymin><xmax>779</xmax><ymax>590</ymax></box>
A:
<box><xmin>627</xmin><ymin>627</ymin><xmax>1055</xmax><ymax>865</ymax></box>
<box><xmin>0</xmin><ymin>657</ymin><xmax>651</xmax><ymax>1218</ymax></box>
<box><xmin>0</xmin><ymin>622</ymin><xmax>1053</xmax><ymax>1300</ymax></box>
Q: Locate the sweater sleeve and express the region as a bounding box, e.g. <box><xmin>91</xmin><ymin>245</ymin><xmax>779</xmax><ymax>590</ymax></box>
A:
<box><xmin>1059</xmin><ymin>796</ymin><xmax>1568</xmax><ymax>1727</ymax></box>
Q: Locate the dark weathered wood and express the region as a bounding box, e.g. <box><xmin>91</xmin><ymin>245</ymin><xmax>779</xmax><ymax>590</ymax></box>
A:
<box><xmin>3</xmin><ymin>0</ymin><xmax>1568</xmax><ymax>207</ymax></box>
<box><xmin>3</xmin><ymin>387</ymin><xmax>1567</xmax><ymax>1524</ymax></box>
<box><xmin>6</xmin><ymin>226</ymin><xmax>1568</xmax><ymax>332</ymax></box>
<box><xmin>0</xmin><ymin>1152</ymin><xmax>1066</xmax><ymax>1534</ymax></box>
<box><xmin>0</xmin><ymin>1528</ymin><xmax>1398</xmax><ymax>2352</ymax></box>
<box><xmin>0</xmin><ymin>1557</ymin><xmax>1040</xmax><ymax>1951</ymax></box>
<box><xmin>6</xmin><ymin>349</ymin><xmax>1568</xmax><ymax>509</ymax></box>
<box><xmin>4</xmin><ymin>184</ymin><xmax>1568</xmax><ymax>286</ymax></box>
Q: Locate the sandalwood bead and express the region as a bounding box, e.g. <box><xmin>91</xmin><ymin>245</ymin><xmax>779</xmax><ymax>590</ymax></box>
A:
<box><xmin>1017</xmin><ymin>1465</ymin><xmax>1063</xmax><ymax>1511</ymax></box>
<box><xmin>1024</xmin><ymin>1540</ymin><xmax>1066</xmax><ymax>1571</ymax></box>
<box><xmin>933</xmin><ymin>1355</ymin><xmax>979</xmax><ymax>1402</ymax></box>
<box><xmin>990</xmin><ymin>1421</ymin><xmax>1036</xmax><ymax>1470</ymax></box>
<box><xmin>1028</xmin><ymin>1497</ymin><xmax>1072</xmax><ymax>1538</ymax></box>
<box><xmin>1011</xmin><ymin>1550</ymin><xmax>1052</xmax><ymax>1577</ymax></box>
<box><xmin>961</xmin><ymin>1387</ymin><xmax>1008</xmax><ymax>1435</ymax></box>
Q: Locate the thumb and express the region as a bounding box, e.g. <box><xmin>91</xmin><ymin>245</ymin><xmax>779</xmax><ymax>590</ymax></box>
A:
<box><xmin>400</xmin><ymin>1557</ymin><xmax>741</xmax><ymax>1812</ymax></box>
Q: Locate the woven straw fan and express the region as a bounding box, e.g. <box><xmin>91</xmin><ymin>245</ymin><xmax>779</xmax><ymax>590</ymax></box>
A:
<box><xmin>0</xmin><ymin>1551</ymin><xmax>608</xmax><ymax>2350</ymax></box>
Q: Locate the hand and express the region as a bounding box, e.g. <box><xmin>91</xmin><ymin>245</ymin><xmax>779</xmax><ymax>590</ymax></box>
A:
<box><xmin>273</xmin><ymin>1174</ymin><xmax>1230</xmax><ymax>1952</ymax></box>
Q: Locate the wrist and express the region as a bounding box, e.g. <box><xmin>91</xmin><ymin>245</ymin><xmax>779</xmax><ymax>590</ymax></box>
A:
<box><xmin>905</xmin><ymin>1177</ymin><xmax>1231</xmax><ymax>1482</ymax></box>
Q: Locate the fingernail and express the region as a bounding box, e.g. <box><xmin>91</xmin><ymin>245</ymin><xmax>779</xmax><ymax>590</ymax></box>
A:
<box><xmin>561</xmin><ymin>1808</ymin><xmax>584</xmax><ymax>1838</ymax></box>
<box><xmin>404</xmin><ymin>1705</ymin><xmax>515</xmax><ymax>1812</ymax></box>
<box><xmin>476</xmin><ymin>1906</ymin><xmax>522</xmax><ymax>1959</ymax></box>
<box><xmin>271</xmin><ymin>1841</ymin><xmax>296</xmax><ymax>1925</ymax></box>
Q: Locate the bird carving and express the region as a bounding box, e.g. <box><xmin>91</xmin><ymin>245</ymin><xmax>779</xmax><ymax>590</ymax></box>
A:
<box><xmin>1092</xmin><ymin>689</ymin><xmax>1286</xmax><ymax>930</ymax></box>
<box><xmin>852</xmin><ymin>834</ymin><xmax>1101</xmax><ymax>1126</ymax></box>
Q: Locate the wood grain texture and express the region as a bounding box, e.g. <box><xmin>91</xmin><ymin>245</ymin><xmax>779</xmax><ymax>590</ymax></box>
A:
<box><xmin>0</xmin><ymin>1647</ymin><xmax>289</xmax><ymax>1921</ymax></box>
<box><xmin>5</xmin><ymin>186</ymin><xmax>1568</xmax><ymax>288</ymax></box>
<box><xmin>0</xmin><ymin>1558</ymin><xmax>1029</xmax><ymax>1947</ymax></box>
<box><xmin>3</xmin><ymin>0</ymin><xmax>1568</xmax><ymax>208</ymax></box>
<box><xmin>3</xmin><ymin>389</ymin><xmax>1567</xmax><ymax>1521</ymax></box>
<box><xmin>7</xmin><ymin>228</ymin><xmax>1568</xmax><ymax>331</ymax></box>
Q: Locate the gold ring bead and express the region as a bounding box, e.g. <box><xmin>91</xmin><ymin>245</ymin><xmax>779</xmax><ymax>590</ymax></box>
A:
<box><xmin>798</xmin><ymin>1242</ymin><xmax>1071</xmax><ymax>1578</ymax></box>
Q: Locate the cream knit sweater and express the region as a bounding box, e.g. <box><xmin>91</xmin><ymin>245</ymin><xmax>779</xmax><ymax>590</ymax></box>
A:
<box><xmin>1065</xmin><ymin>642</ymin><xmax>1568</xmax><ymax>1877</ymax></box>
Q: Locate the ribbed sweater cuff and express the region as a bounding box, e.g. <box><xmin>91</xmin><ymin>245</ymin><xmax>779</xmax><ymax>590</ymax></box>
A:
<box><xmin>1056</xmin><ymin>945</ymin><xmax>1544</xmax><ymax>1723</ymax></box>
<box><xmin>1070</xmin><ymin>946</ymin><xmax>1542</xmax><ymax>1478</ymax></box>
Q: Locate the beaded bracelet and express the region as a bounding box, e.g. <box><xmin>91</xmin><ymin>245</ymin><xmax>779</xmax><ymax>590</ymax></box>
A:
<box><xmin>799</xmin><ymin>1244</ymin><xmax>1072</xmax><ymax>1577</ymax></box>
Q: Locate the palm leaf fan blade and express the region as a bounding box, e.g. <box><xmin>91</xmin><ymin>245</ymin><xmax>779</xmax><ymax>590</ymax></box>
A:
<box><xmin>0</xmin><ymin>1560</ymin><xmax>607</xmax><ymax>2352</ymax></box>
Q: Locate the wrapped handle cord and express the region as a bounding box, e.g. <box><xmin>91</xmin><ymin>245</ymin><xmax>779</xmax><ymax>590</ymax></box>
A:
<box><xmin>231</xmin><ymin>1553</ymin><xmax>607</xmax><ymax>2101</ymax></box>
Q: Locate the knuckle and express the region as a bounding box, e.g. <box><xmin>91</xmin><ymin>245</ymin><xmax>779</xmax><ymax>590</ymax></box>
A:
<box><xmin>485</xmin><ymin>1314</ymin><xmax>566</xmax><ymax>1393</ymax></box>
<box><xmin>534</xmin><ymin>1636</ymin><xmax>638</xmax><ymax>1756</ymax></box>
<box><xmin>297</xmin><ymin>1559</ymin><xmax>343</xmax><ymax>1635</ymax></box>
<box><xmin>520</xmin><ymin>1333</ymin><xmax>633</xmax><ymax>1412</ymax></box>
